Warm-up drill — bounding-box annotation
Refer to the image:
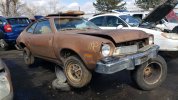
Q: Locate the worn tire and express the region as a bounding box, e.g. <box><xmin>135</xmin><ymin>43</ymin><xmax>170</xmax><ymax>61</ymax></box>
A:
<box><xmin>64</xmin><ymin>56</ymin><xmax>92</xmax><ymax>88</ymax></box>
<box><xmin>0</xmin><ymin>30</ymin><xmax>3</xmax><ymax>39</ymax></box>
<box><xmin>0</xmin><ymin>39</ymin><xmax>8</xmax><ymax>51</ymax></box>
<box><xmin>23</xmin><ymin>47</ymin><xmax>35</xmax><ymax>65</ymax></box>
<box><xmin>172</xmin><ymin>26</ymin><xmax>178</xmax><ymax>33</ymax></box>
<box><xmin>131</xmin><ymin>55</ymin><xmax>167</xmax><ymax>90</ymax></box>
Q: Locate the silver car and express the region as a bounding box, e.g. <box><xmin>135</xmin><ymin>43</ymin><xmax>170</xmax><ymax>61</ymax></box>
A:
<box><xmin>0</xmin><ymin>59</ymin><xmax>13</xmax><ymax>100</ymax></box>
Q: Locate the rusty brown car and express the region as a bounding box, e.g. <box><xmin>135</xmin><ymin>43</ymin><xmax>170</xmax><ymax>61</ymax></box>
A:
<box><xmin>16</xmin><ymin>11</ymin><xmax>167</xmax><ymax>90</ymax></box>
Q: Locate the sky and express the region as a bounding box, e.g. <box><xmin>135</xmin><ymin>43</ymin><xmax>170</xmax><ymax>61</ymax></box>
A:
<box><xmin>22</xmin><ymin>0</ymin><xmax>137</xmax><ymax>13</ymax></box>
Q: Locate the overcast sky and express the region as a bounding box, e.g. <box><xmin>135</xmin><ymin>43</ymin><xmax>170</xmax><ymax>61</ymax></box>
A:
<box><xmin>22</xmin><ymin>0</ymin><xmax>136</xmax><ymax>13</ymax></box>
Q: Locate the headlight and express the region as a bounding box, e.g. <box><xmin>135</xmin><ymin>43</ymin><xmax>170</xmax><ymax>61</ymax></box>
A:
<box><xmin>161</xmin><ymin>33</ymin><xmax>178</xmax><ymax>40</ymax></box>
<box><xmin>101</xmin><ymin>44</ymin><xmax>111</xmax><ymax>57</ymax></box>
<box><xmin>149</xmin><ymin>36</ymin><xmax>154</xmax><ymax>44</ymax></box>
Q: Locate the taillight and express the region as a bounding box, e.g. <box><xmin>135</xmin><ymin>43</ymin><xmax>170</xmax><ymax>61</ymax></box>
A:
<box><xmin>4</xmin><ymin>24</ymin><xmax>12</xmax><ymax>32</ymax></box>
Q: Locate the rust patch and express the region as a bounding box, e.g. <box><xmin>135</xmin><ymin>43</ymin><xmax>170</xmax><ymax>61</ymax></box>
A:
<box><xmin>88</xmin><ymin>41</ymin><xmax>100</xmax><ymax>52</ymax></box>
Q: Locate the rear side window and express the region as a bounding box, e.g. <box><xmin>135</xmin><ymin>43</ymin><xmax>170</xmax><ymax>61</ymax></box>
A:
<box><xmin>27</xmin><ymin>23</ymin><xmax>37</xmax><ymax>33</ymax></box>
<box><xmin>90</xmin><ymin>16</ymin><xmax>105</xmax><ymax>26</ymax></box>
<box><xmin>33</xmin><ymin>20</ymin><xmax>52</xmax><ymax>34</ymax></box>
<box><xmin>7</xmin><ymin>18</ymin><xmax>30</xmax><ymax>25</ymax></box>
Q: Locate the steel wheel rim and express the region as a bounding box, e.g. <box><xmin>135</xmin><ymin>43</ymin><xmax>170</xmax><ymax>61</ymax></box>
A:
<box><xmin>143</xmin><ymin>62</ymin><xmax>162</xmax><ymax>84</ymax></box>
<box><xmin>66</xmin><ymin>62</ymin><xmax>83</xmax><ymax>83</ymax></box>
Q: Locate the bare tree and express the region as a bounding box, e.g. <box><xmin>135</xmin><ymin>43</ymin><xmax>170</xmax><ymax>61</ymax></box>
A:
<box><xmin>0</xmin><ymin>0</ymin><xmax>11</xmax><ymax>16</ymax></box>
<box><xmin>0</xmin><ymin>0</ymin><xmax>6</xmax><ymax>16</ymax></box>
<box><xmin>6</xmin><ymin>0</ymin><xmax>11</xmax><ymax>16</ymax></box>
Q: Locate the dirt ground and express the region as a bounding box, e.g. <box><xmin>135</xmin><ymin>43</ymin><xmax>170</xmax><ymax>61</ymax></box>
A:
<box><xmin>1</xmin><ymin>50</ymin><xmax>178</xmax><ymax>100</ymax></box>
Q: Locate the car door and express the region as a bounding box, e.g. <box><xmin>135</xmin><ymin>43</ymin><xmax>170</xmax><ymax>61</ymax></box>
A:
<box><xmin>27</xmin><ymin>20</ymin><xmax>56</xmax><ymax>58</ymax></box>
<box><xmin>103</xmin><ymin>16</ymin><xmax>126</xmax><ymax>30</ymax></box>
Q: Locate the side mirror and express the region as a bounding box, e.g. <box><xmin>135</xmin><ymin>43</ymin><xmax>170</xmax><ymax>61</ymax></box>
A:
<box><xmin>117</xmin><ymin>25</ymin><xmax>123</xmax><ymax>29</ymax></box>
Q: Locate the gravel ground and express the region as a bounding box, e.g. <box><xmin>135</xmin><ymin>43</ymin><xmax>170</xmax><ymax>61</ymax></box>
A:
<box><xmin>1</xmin><ymin>50</ymin><xmax>178</xmax><ymax>100</ymax></box>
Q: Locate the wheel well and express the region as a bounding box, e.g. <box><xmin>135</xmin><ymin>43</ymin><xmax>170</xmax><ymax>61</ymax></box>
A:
<box><xmin>60</xmin><ymin>49</ymin><xmax>81</xmax><ymax>59</ymax></box>
<box><xmin>19</xmin><ymin>42</ymin><xmax>26</xmax><ymax>48</ymax></box>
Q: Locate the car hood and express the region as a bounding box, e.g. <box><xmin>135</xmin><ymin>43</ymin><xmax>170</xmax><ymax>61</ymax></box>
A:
<box><xmin>77</xmin><ymin>29</ymin><xmax>150</xmax><ymax>43</ymax></box>
<box><xmin>142</xmin><ymin>0</ymin><xmax>178</xmax><ymax>23</ymax></box>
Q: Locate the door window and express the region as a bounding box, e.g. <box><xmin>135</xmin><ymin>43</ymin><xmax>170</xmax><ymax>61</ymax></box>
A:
<box><xmin>105</xmin><ymin>16</ymin><xmax>125</xmax><ymax>27</ymax></box>
<box><xmin>34</xmin><ymin>20</ymin><xmax>52</xmax><ymax>34</ymax></box>
<box><xmin>90</xmin><ymin>16</ymin><xmax>105</xmax><ymax>26</ymax></box>
<box><xmin>26</xmin><ymin>23</ymin><xmax>37</xmax><ymax>33</ymax></box>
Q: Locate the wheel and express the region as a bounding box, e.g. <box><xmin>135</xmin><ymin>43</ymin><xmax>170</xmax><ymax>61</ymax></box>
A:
<box><xmin>131</xmin><ymin>55</ymin><xmax>167</xmax><ymax>90</ymax></box>
<box><xmin>64</xmin><ymin>56</ymin><xmax>92</xmax><ymax>88</ymax></box>
<box><xmin>23</xmin><ymin>47</ymin><xmax>35</xmax><ymax>65</ymax></box>
<box><xmin>0</xmin><ymin>39</ymin><xmax>8</xmax><ymax>50</ymax></box>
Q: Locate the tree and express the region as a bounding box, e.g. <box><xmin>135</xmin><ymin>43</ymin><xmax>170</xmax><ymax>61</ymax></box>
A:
<box><xmin>93</xmin><ymin>0</ymin><xmax>126</xmax><ymax>13</ymax></box>
<box><xmin>0</xmin><ymin>1</ymin><xmax>6</xmax><ymax>16</ymax></box>
<box><xmin>0</xmin><ymin>0</ymin><xmax>26</xmax><ymax>17</ymax></box>
<box><xmin>135</xmin><ymin>0</ymin><xmax>164</xmax><ymax>10</ymax></box>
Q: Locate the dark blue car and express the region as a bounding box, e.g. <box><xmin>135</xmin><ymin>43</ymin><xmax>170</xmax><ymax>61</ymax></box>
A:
<box><xmin>0</xmin><ymin>16</ymin><xmax>31</xmax><ymax>50</ymax></box>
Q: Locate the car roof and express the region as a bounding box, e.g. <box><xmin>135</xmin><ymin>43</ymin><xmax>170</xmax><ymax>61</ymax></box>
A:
<box><xmin>46</xmin><ymin>16</ymin><xmax>82</xmax><ymax>19</ymax></box>
<box><xmin>89</xmin><ymin>13</ymin><xmax>130</xmax><ymax>20</ymax></box>
<box><xmin>6</xmin><ymin>17</ymin><xmax>29</xmax><ymax>19</ymax></box>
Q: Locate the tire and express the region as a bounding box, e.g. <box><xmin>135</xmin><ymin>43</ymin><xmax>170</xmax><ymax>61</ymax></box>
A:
<box><xmin>172</xmin><ymin>26</ymin><xmax>178</xmax><ymax>33</ymax></box>
<box><xmin>23</xmin><ymin>47</ymin><xmax>35</xmax><ymax>65</ymax></box>
<box><xmin>64</xmin><ymin>56</ymin><xmax>92</xmax><ymax>88</ymax></box>
<box><xmin>131</xmin><ymin>55</ymin><xmax>167</xmax><ymax>90</ymax></box>
<box><xmin>0</xmin><ymin>30</ymin><xmax>3</xmax><ymax>39</ymax></box>
<box><xmin>0</xmin><ymin>39</ymin><xmax>8</xmax><ymax>50</ymax></box>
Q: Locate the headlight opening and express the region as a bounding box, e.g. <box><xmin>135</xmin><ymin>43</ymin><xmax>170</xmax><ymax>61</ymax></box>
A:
<box><xmin>101</xmin><ymin>44</ymin><xmax>111</xmax><ymax>57</ymax></box>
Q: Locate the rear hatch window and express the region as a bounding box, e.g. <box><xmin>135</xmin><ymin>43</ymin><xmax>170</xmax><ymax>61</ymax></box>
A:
<box><xmin>7</xmin><ymin>18</ymin><xmax>30</xmax><ymax>25</ymax></box>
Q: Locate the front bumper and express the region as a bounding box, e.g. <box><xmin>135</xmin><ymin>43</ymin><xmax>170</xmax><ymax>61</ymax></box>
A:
<box><xmin>95</xmin><ymin>45</ymin><xmax>159</xmax><ymax>74</ymax></box>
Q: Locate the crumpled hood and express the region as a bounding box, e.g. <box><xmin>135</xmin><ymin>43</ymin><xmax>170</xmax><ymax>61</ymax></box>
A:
<box><xmin>77</xmin><ymin>29</ymin><xmax>150</xmax><ymax>43</ymax></box>
<box><xmin>142</xmin><ymin>0</ymin><xmax>178</xmax><ymax>23</ymax></box>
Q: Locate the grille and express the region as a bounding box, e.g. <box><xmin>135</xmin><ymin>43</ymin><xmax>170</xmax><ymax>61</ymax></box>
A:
<box><xmin>116</xmin><ymin>39</ymin><xmax>147</xmax><ymax>49</ymax></box>
<box><xmin>114</xmin><ymin>39</ymin><xmax>148</xmax><ymax>56</ymax></box>
<box><xmin>114</xmin><ymin>45</ymin><xmax>138</xmax><ymax>55</ymax></box>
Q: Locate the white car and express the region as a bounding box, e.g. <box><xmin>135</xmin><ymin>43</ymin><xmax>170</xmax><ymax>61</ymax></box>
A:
<box><xmin>111</xmin><ymin>0</ymin><xmax>178</xmax><ymax>32</ymax></box>
<box><xmin>89</xmin><ymin>15</ymin><xmax>178</xmax><ymax>51</ymax></box>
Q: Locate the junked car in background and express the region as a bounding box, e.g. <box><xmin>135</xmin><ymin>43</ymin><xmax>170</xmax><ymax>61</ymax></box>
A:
<box><xmin>0</xmin><ymin>16</ymin><xmax>31</xmax><ymax>50</ymax></box>
<box><xmin>0</xmin><ymin>59</ymin><xmax>13</xmax><ymax>100</ymax></box>
<box><xmin>89</xmin><ymin>0</ymin><xmax>178</xmax><ymax>51</ymax></box>
<box><xmin>16</xmin><ymin>11</ymin><xmax>167</xmax><ymax>90</ymax></box>
<box><xmin>111</xmin><ymin>0</ymin><xmax>178</xmax><ymax>32</ymax></box>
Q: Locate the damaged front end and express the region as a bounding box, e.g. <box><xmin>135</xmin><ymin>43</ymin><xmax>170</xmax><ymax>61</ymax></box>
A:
<box><xmin>96</xmin><ymin>44</ymin><xmax>159</xmax><ymax>74</ymax></box>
